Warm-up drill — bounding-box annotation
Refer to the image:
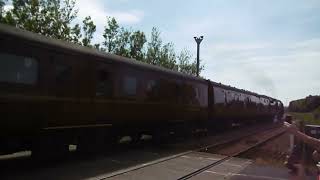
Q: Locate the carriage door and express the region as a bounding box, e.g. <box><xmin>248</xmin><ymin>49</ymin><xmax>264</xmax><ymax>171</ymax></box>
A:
<box><xmin>94</xmin><ymin>61</ymin><xmax>115</xmax><ymax>125</ymax></box>
<box><xmin>95</xmin><ymin>62</ymin><xmax>114</xmax><ymax>98</ymax></box>
<box><xmin>52</xmin><ymin>54</ymin><xmax>76</xmax><ymax>97</ymax></box>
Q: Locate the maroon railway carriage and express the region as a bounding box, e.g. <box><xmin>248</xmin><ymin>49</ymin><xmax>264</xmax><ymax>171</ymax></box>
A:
<box><xmin>208</xmin><ymin>82</ymin><xmax>283</xmax><ymax>128</ymax></box>
<box><xmin>0</xmin><ymin>24</ymin><xmax>283</xmax><ymax>155</ymax></box>
<box><xmin>0</xmin><ymin>24</ymin><xmax>208</xmax><ymax>154</ymax></box>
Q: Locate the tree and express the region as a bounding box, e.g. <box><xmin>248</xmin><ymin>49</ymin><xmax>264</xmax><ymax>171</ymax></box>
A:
<box><xmin>4</xmin><ymin>0</ymin><xmax>43</xmax><ymax>31</ymax></box>
<box><xmin>82</xmin><ymin>16</ymin><xmax>96</xmax><ymax>47</ymax></box>
<box><xmin>1</xmin><ymin>0</ymin><xmax>78</xmax><ymax>42</ymax></box>
<box><xmin>159</xmin><ymin>42</ymin><xmax>177</xmax><ymax>70</ymax></box>
<box><xmin>93</xmin><ymin>43</ymin><xmax>106</xmax><ymax>51</ymax></box>
<box><xmin>0</xmin><ymin>0</ymin><xmax>6</xmax><ymax>20</ymax></box>
<box><xmin>178</xmin><ymin>49</ymin><xmax>204</xmax><ymax>76</ymax></box>
<box><xmin>146</xmin><ymin>27</ymin><xmax>162</xmax><ymax>65</ymax></box>
<box><xmin>145</xmin><ymin>28</ymin><xmax>179</xmax><ymax>70</ymax></box>
<box><xmin>102</xmin><ymin>17</ymin><xmax>147</xmax><ymax>60</ymax></box>
<box><xmin>114</xmin><ymin>27</ymin><xmax>131</xmax><ymax>57</ymax></box>
<box><xmin>103</xmin><ymin>17</ymin><xmax>119</xmax><ymax>53</ymax></box>
<box><xmin>70</xmin><ymin>23</ymin><xmax>82</xmax><ymax>45</ymax></box>
<box><xmin>0</xmin><ymin>0</ymin><xmax>99</xmax><ymax>48</ymax></box>
<box><xmin>51</xmin><ymin>0</ymin><xmax>78</xmax><ymax>41</ymax></box>
<box><xmin>0</xmin><ymin>0</ymin><xmax>4</xmax><ymax>9</ymax></box>
<box><xmin>129</xmin><ymin>30</ymin><xmax>146</xmax><ymax>61</ymax></box>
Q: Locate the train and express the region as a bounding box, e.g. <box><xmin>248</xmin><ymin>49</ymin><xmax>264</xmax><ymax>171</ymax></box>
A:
<box><xmin>0</xmin><ymin>24</ymin><xmax>284</xmax><ymax>155</ymax></box>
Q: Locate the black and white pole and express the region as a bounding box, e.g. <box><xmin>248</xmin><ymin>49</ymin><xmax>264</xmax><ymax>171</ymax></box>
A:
<box><xmin>194</xmin><ymin>36</ymin><xmax>203</xmax><ymax>77</ymax></box>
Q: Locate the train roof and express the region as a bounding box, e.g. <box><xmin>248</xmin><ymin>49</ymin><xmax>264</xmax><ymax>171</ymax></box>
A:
<box><xmin>210</xmin><ymin>81</ymin><xmax>275</xmax><ymax>100</ymax></box>
<box><xmin>0</xmin><ymin>23</ymin><xmax>206</xmax><ymax>83</ymax></box>
<box><xmin>0</xmin><ymin>24</ymin><xmax>280</xmax><ymax>102</ymax></box>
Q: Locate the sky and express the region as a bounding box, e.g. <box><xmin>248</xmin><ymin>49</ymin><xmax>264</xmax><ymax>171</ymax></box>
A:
<box><xmin>6</xmin><ymin>0</ymin><xmax>320</xmax><ymax>105</ymax></box>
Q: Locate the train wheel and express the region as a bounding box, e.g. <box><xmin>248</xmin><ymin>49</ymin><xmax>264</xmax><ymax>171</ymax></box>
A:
<box><xmin>130</xmin><ymin>134</ymin><xmax>142</xmax><ymax>144</ymax></box>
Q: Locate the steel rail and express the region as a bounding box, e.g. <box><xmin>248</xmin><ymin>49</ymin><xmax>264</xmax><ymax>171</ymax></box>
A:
<box><xmin>100</xmin><ymin>124</ymin><xmax>283</xmax><ymax>179</ymax></box>
<box><xmin>177</xmin><ymin>128</ymin><xmax>285</xmax><ymax>180</ymax></box>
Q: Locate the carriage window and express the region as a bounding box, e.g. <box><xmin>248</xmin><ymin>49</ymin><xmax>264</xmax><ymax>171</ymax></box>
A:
<box><xmin>147</xmin><ymin>80</ymin><xmax>156</xmax><ymax>92</ymax></box>
<box><xmin>123</xmin><ymin>76</ymin><xmax>137</xmax><ymax>96</ymax></box>
<box><xmin>0</xmin><ymin>53</ymin><xmax>38</xmax><ymax>84</ymax></box>
<box><xmin>55</xmin><ymin>63</ymin><xmax>72</xmax><ymax>83</ymax></box>
<box><xmin>96</xmin><ymin>70</ymin><xmax>113</xmax><ymax>97</ymax></box>
<box><xmin>214</xmin><ymin>88</ymin><xmax>225</xmax><ymax>104</ymax></box>
<box><xmin>146</xmin><ymin>79</ymin><xmax>160</xmax><ymax>100</ymax></box>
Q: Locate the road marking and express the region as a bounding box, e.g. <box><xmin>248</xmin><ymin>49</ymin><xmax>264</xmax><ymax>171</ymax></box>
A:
<box><xmin>43</xmin><ymin>124</ymin><xmax>112</xmax><ymax>130</ymax></box>
<box><xmin>204</xmin><ymin>170</ymin><xmax>287</xmax><ymax>180</ymax></box>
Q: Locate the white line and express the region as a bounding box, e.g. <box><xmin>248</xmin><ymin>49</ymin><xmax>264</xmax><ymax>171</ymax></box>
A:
<box><xmin>43</xmin><ymin>124</ymin><xmax>112</xmax><ymax>130</ymax></box>
<box><xmin>204</xmin><ymin>170</ymin><xmax>287</xmax><ymax>180</ymax></box>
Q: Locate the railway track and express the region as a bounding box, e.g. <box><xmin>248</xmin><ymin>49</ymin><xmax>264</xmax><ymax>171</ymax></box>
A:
<box><xmin>0</xmin><ymin>122</ymin><xmax>285</xmax><ymax>180</ymax></box>
<box><xmin>100</xmin><ymin>123</ymin><xmax>285</xmax><ymax>179</ymax></box>
<box><xmin>178</xmin><ymin>126</ymin><xmax>285</xmax><ymax>180</ymax></box>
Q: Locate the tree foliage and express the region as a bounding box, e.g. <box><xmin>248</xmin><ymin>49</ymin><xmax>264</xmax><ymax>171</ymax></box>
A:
<box><xmin>70</xmin><ymin>23</ymin><xmax>81</xmax><ymax>45</ymax></box>
<box><xmin>145</xmin><ymin>28</ymin><xmax>178</xmax><ymax>71</ymax></box>
<box><xmin>102</xmin><ymin>17</ymin><xmax>119</xmax><ymax>53</ymax></box>
<box><xmin>178</xmin><ymin>49</ymin><xmax>204</xmax><ymax>75</ymax></box>
<box><xmin>0</xmin><ymin>0</ymin><xmax>5</xmax><ymax>20</ymax></box>
<box><xmin>102</xmin><ymin>17</ymin><xmax>147</xmax><ymax>61</ymax></box>
<box><xmin>159</xmin><ymin>42</ymin><xmax>177</xmax><ymax>70</ymax></box>
<box><xmin>145</xmin><ymin>27</ymin><xmax>161</xmax><ymax>65</ymax></box>
<box><xmin>0</xmin><ymin>1</ymin><xmax>204</xmax><ymax>76</ymax></box>
<box><xmin>129</xmin><ymin>30</ymin><xmax>146</xmax><ymax>61</ymax></box>
<box><xmin>0</xmin><ymin>0</ymin><xmax>78</xmax><ymax>41</ymax></box>
<box><xmin>81</xmin><ymin>16</ymin><xmax>96</xmax><ymax>47</ymax></box>
<box><xmin>114</xmin><ymin>27</ymin><xmax>131</xmax><ymax>57</ymax></box>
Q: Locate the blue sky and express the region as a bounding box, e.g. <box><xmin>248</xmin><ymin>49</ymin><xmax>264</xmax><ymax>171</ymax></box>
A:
<box><xmin>6</xmin><ymin>0</ymin><xmax>318</xmax><ymax>105</ymax></box>
<box><xmin>74</xmin><ymin>0</ymin><xmax>320</xmax><ymax>105</ymax></box>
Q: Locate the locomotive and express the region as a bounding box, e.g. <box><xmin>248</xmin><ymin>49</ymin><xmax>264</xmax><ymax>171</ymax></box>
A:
<box><xmin>0</xmin><ymin>24</ymin><xmax>283</xmax><ymax>155</ymax></box>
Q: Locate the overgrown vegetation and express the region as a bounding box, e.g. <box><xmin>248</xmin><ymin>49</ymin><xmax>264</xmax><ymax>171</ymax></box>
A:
<box><xmin>290</xmin><ymin>112</ymin><xmax>320</xmax><ymax>125</ymax></box>
<box><xmin>289</xmin><ymin>95</ymin><xmax>320</xmax><ymax>112</ymax></box>
<box><xmin>0</xmin><ymin>0</ymin><xmax>203</xmax><ymax>76</ymax></box>
<box><xmin>289</xmin><ymin>95</ymin><xmax>320</xmax><ymax>125</ymax></box>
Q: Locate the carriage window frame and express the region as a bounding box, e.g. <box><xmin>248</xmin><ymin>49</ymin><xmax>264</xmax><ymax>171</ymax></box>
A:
<box><xmin>122</xmin><ymin>75</ymin><xmax>137</xmax><ymax>96</ymax></box>
<box><xmin>194</xmin><ymin>86</ymin><xmax>200</xmax><ymax>102</ymax></box>
<box><xmin>0</xmin><ymin>52</ymin><xmax>38</xmax><ymax>85</ymax></box>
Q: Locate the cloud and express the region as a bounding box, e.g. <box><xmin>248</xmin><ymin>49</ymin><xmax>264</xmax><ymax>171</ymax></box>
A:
<box><xmin>202</xmin><ymin>39</ymin><xmax>320</xmax><ymax>105</ymax></box>
<box><xmin>3</xmin><ymin>4</ymin><xmax>13</xmax><ymax>12</ymax></box>
<box><xmin>74</xmin><ymin>0</ymin><xmax>144</xmax><ymax>44</ymax></box>
<box><xmin>210</xmin><ymin>42</ymin><xmax>271</xmax><ymax>52</ymax></box>
<box><xmin>75</xmin><ymin>0</ymin><xmax>144</xmax><ymax>26</ymax></box>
